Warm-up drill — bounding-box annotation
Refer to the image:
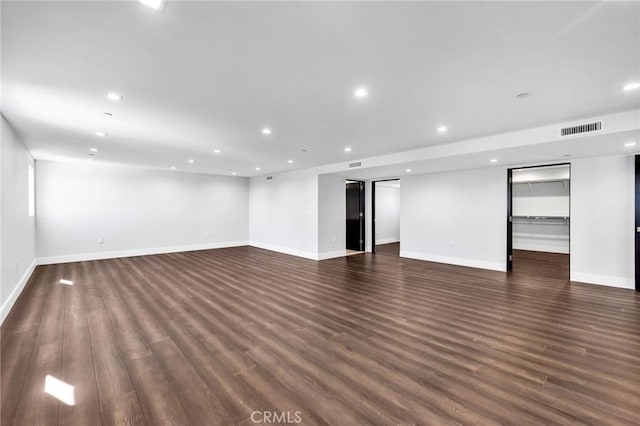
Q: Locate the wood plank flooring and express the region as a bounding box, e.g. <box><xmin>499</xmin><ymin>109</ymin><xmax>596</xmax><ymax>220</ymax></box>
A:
<box><xmin>2</xmin><ymin>246</ymin><xmax>639</xmax><ymax>425</ymax></box>
<box><xmin>512</xmin><ymin>249</ymin><xmax>570</xmax><ymax>281</ymax></box>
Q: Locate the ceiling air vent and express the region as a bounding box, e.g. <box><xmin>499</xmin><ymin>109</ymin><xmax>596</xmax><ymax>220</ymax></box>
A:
<box><xmin>560</xmin><ymin>121</ymin><xmax>601</xmax><ymax>136</ymax></box>
<box><xmin>348</xmin><ymin>161</ymin><xmax>362</xmax><ymax>168</ymax></box>
<box><xmin>266</xmin><ymin>176</ymin><xmax>273</xmax><ymax>180</ymax></box>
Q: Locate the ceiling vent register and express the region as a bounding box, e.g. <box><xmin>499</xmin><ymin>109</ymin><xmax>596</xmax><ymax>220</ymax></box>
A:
<box><xmin>560</xmin><ymin>121</ymin><xmax>601</xmax><ymax>136</ymax></box>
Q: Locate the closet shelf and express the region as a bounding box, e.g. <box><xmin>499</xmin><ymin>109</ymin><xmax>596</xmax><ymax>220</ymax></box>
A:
<box><xmin>512</xmin><ymin>178</ymin><xmax>569</xmax><ymax>185</ymax></box>
<box><xmin>513</xmin><ymin>215</ymin><xmax>569</xmax><ymax>220</ymax></box>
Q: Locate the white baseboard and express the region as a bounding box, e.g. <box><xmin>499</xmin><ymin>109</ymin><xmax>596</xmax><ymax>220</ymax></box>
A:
<box><xmin>513</xmin><ymin>243</ymin><xmax>569</xmax><ymax>254</ymax></box>
<box><xmin>570</xmin><ymin>272</ymin><xmax>634</xmax><ymax>289</ymax></box>
<box><xmin>400</xmin><ymin>250</ymin><xmax>506</xmax><ymax>272</ymax></box>
<box><xmin>318</xmin><ymin>250</ymin><xmax>347</xmax><ymax>260</ymax></box>
<box><xmin>375</xmin><ymin>237</ymin><xmax>400</xmax><ymax>245</ymax></box>
<box><xmin>248</xmin><ymin>241</ymin><xmax>318</xmax><ymax>260</ymax></box>
<box><xmin>37</xmin><ymin>241</ymin><xmax>249</xmax><ymax>265</ymax></box>
<box><xmin>0</xmin><ymin>259</ymin><xmax>37</xmax><ymax>325</ymax></box>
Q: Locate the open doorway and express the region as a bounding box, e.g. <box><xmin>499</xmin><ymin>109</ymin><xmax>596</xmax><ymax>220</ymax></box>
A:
<box><xmin>507</xmin><ymin>164</ymin><xmax>570</xmax><ymax>280</ymax></box>
<box><xmin>346</xmin><ymin>180</ymin><xmax>365</xmax><ymax>253</ymax></box>
<box><xmin>372</xmin><ymin>179</ymin><xmax>401</xmax><ymax>256</ymax></box>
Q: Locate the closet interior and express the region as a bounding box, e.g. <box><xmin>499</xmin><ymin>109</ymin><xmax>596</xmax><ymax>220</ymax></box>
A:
<box><xmin>511</xmin><ymin>164</ymin><xmax>570</xmax><ymax>280</ymax></box>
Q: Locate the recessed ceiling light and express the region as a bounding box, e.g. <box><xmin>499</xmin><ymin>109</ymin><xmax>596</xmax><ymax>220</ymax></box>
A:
<box><xmin>515</xmin><ymin>92</ymin><xmax>530</xmax><ymax>99</ymax></box>
<box><xmin>354</xmin><ymin>87</ymin><xmax>368</xmax><ymax>98</ymax></box>
<box><xmin>213</xmin><ymin>149</ymin><xmax>221</xmax><ymax>153</ymax></box>
<box><xmin>437</xmin><ymin>126</ymin><xmax>448</xmax><ymax>133</ymax></box>
<box><xmin>344</xmin><ymin>147</ymin><xmax>352</xmax><ymax>152</ymax></box>
<box><xmin>255</xmin><ymin>167</ymin><xmax>261</xmax><ymax>171</ymax></box>
<box><xmin>232</xmin><ymin>172</ymin><xmax>237</xmax><ymax>176</ymax></box>
<box><xmin>170</xmin><ymin>166</ymin><xmax>176</xmax><ymax>170</ymax></box>
<box><xmin>139</xmin><ymin>0</ymin><xmax>164</xmax><ymax>10</ymax></box>
<box><xmin>89</xmin><ymin>148</ymin><xmax>99</xmax><ymax>152</ymax></box>
<box><xmin>490</xmin><ymin>158</ymin><xmax>498</xmax><ymax>163</ymax></box>
<box><xmin>624</xmin><ymin>141</ymin><xmax>637</xmax><ymax>148</ymax></box>
<box><xmin>405</xmin><ymin>169</ymin><xmax>412</xmax><ymax>173</ymax></box>
<box><xmin>187</xmin><ymin>159</ymin><xmax>195</xmax><ymax>164</ymax></box>
<box><xmin>261</xmin><ymin>128</ymin><xmax>272</xmax><ymax>135</ymax></box>
<box><xmin>95</xmin><ymin>131</ymin><xmax>106</xmax><ymax>137</ymax></box>
<box><xmin>287</xmin><ymin>160</ymin><xmax>294</xmax><ymax>164</ymax></box>
<box><xmin>623</xmin><ymin>82</ymin><xmax>640</xmax><ymax>91</ymax></box>
<box><xmin>106</xmin><ymin>92</ymin><xmax>123</xmax><ymax>102</ymax></box>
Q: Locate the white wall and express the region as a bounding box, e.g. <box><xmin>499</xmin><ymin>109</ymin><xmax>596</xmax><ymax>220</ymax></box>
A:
<box><xmin>1</xmin><ymin>114</ymin><xmax>36</xmax><ymax>324</ymax></box>
<box><xmin>571</xmin><ymin>155</ymin><xmax>634</xmax><ymax>289</ymax></box>
<box><xmin>249</xmin><ymin>171</ymin><xmax>318</xmax><ymax>259</ymax></box>
<box><xmin>36</xmin><ymin>161</ymin><xmax>249</xmax><ymax>262</ymax></box>
<box><xmin>318</xmin><ymin>174</ymin><xmax>346</xmax><ymax>259</ymax></box>
<box><xmin>400</xmin><ymin>167</ymin><xmax>507</xmax><ymax>271</ymax></box>
<box><xmin>375</xmin><ymin>184</ymin><xmax>400</xmax><ymax>245</ymax></box>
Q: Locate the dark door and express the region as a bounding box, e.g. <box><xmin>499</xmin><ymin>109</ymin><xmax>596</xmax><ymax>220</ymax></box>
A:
<box><xmin>633</xmin><ymin>155</ymin><xmax>640</xmax><ymax>291</ymax></box>
<box><xmin>507</xmin><ymin>169</ymin><xmax>513</xmax><ymax>271</ymax></box>
<box><xmin>346</xmin><ymin>181</ymin><xmax>365</xmax><ymax>251</ymax></box>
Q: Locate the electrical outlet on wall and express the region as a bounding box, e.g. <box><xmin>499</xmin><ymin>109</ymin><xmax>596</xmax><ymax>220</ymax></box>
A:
<box><xmin>98</xmin><ymin>237</ymin><xmax>104</xmax><ymax>244</ymax></box>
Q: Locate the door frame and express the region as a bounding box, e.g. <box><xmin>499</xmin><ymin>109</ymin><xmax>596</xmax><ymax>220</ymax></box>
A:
<box><xmin>635</xmin><ymin>155</ymin><xmax>640</xmax><ymax>291</ymax></box>
<box><xmin>371</xmin><ymin>179</ymin><xmax>400</xmax><ymax>254</ymax></box>
<box><xmin>346</xmin><ymin>180</ymin><xmax>366</xmax><ymax>252</ymax></box>
<box><xmin>507</xmin><ymin>163</ymin><xmax>571</xmax><ymax>274</ymax></box>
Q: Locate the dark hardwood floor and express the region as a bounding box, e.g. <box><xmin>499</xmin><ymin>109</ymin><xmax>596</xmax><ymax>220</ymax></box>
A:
<box><xmin>2</xmin><ymin>246</ymin><xmax>639</xmax><ymax>425</ymax></box>
<box><xmin>512</xmin><ymin>249</ymin><xmax>570</xmax><ymax>281</ymax></box>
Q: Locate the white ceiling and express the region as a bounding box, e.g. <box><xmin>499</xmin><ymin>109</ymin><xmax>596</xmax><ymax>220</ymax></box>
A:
<box><xmin>2</xmin><ymin>1</ymin><xmax>639</xmax><ymax>176</ymax></box>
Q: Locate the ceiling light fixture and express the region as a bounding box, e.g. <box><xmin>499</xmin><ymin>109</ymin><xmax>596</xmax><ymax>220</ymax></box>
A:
<box><xmin>624</xmin><ymin>141</ymin><xmax>637</xmax><ymax>148</ymax></box>
<box><xmin>354</xmin><ymin>87</ymin><xmax>368</xmax><ymax>98</ymax></box>
<box><xmin>287</xmin><ymin>160</ymin><xmax>294</xmax><ymax>164</ymax></box>
<box><xmin>405</xmin><ymin>169</ymin><xmax>412</xmax><ymax>173</ymax></box>
<box><xmin>255</xmin><ymin>167</ymin><xmax>261</xmax><ymax>171</ymax></box>
<box><xmin>437</xmin><ymin>126</ymin><xmax>448</xmax><ymax>133</ymax></box>
<box><xmin>232</xmin><ymin>172</ymin><xmax>237</xmax><ymax>176</ymax></box>
<box><xmin>170</xmin><ymin>166</ymin><xmax>176</xmax><ymax>170</ymax></box>
<box><xmin>261</xmin><ymin>128</ymin><xmax>272</xmax><ymax>135</ymax></box>
<box><xmin>344</xmin><ymin>147</ymin><xmax>352</xmax><ymax>152</ymax></box>
<box><xmin>188</xmin><ymin>159</ymin><xmax>195</xmax><ymax>164</ymax></box>
<box><xmin>139</xmin><ymin>0</ymin><xmax>164</xmax><ymax>10</ymax></box>
<box><xmin>87</xmin><ymin>158</ymin><xmax>93</xmax><ymax>162</ymax></box>
<box><xmin>623</xmin><ymin>82</ymin><xmax>640</xmax><ymax>91</ymax></box>
<box><xmin>490</xmin><ymin>158</ymin><xmax>498</xmax><ymax>163</ymax></box>
<box><xmin>95</xmin><ymin>131</ymin><xmax>106</xmax><ymax>137</ymax></box>
<box><xmin>213</xmin><ymin>149</ymin><xmax>221</xmax><ymax>153</ymax></box>
<box><xmin>106</xmin><ymin>92</ymin><xmax>123</xmax><ymax>102</ymax></box>
<box><xmin>89</xmin><ymin>148</ymin><xmax>99</xmax><ymax>152</ymax></box>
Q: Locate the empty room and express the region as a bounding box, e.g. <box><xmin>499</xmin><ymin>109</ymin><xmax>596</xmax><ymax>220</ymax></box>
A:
<box><xmin>2</xmin><ymin>1</ymin><xmax>640</xmax><ymax>425</ymax></box>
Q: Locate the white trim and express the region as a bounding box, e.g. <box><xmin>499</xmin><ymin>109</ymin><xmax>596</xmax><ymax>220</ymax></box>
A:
<box><xmin>248</xmin><ymin>241</ymin><xmax>318</xmax><ymax>260</ymax></box>
<box><xmin>400</xmin><ymin>250</ymin><xmax>506</xmax><ymax>272</ymax></box>
<box><xmin>375</xmin><ymin>237</ymin><xmax>400</xmax><ymax>245</ymax></box>
<box><xmin>36</xmin><ymin>241</ymin><xmax>248</xmax><ymax>265</ymax></box>
<box><xmin>513</xmin><ymin>242</ymin><xmax>569</xmax><ymax>254</ymax></box>
<box><xmin>570</xmin><ymin>272</ymin><xmax>634</xmax><ymax>289</ymax></box>
<box><xmin>1</xmin><ymin>259</ymin><xmax>37</xmax><ymax>325</ymax></box>
<box><xmin>317</xmin><ymin>250</ymin><xmax>347</xmax><ymax>260</ymax></box>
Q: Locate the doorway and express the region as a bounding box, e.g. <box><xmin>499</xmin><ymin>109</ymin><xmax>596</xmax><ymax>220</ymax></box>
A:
<box><xmin>372</xmin><ymin>179</ymin><xmax>401</xmax><ymax>256</ymax></box>
<box><xmin>346</xmin><ymin>180</ymin><xmax>365</xmax><ymax>252</ymax></box>
<box><xmin>507</xmin><ymin>164</ymin><xmax>570</xmax><ymax>280</ymax></box>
